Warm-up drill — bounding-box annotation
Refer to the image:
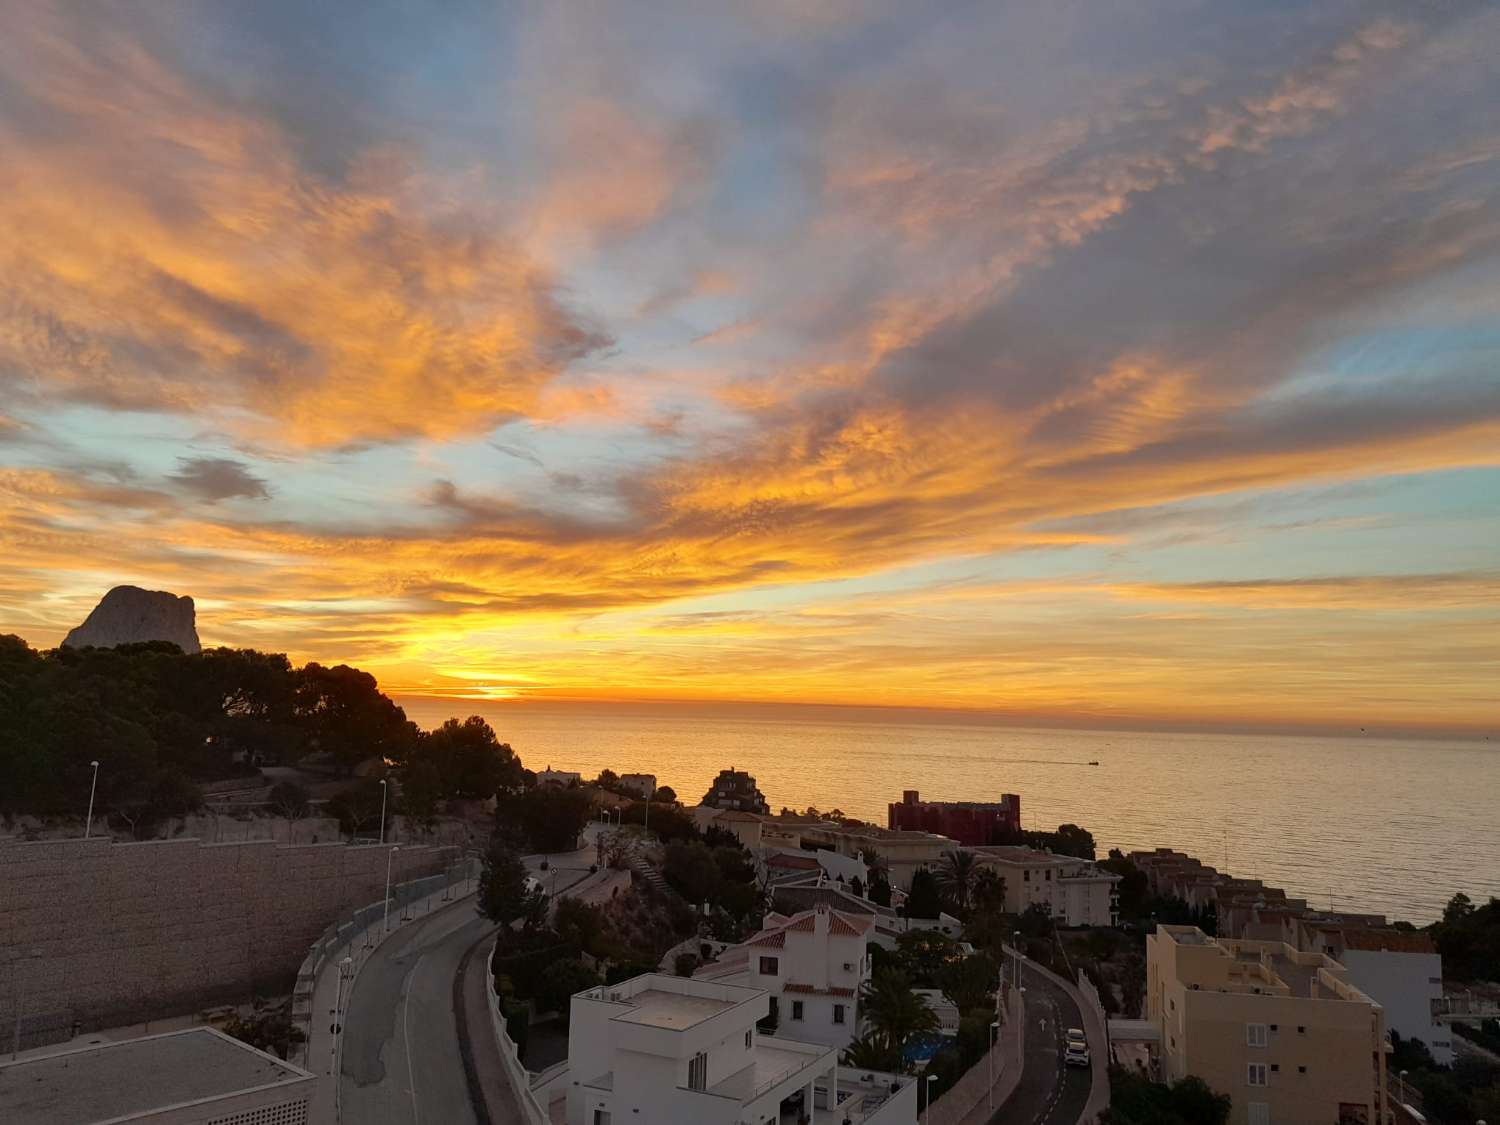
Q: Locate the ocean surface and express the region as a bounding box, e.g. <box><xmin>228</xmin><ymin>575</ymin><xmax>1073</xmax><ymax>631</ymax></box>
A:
<box><xmin>398</xmin><ymin>699</ymin><xmax>1499</xmax><ymax>925</ymax></box>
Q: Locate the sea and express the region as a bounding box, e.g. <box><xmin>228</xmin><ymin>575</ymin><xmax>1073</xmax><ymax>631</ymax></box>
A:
<box><xmin>398</xmin><ymin>699</ymin><xmax>1499</xmax><ymax>926</ymax></box>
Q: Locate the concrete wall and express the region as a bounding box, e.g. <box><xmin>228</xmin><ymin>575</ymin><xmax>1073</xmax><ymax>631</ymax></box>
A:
<box><xmin>1341</xmin><ymin>948</ymin><xmax>1452</xmax><ymax>1065</ymax></box>
<box><xmin>0</xmin><ymin>835</ymin><xmax>456</xmax><ymax>1050</ymax></box>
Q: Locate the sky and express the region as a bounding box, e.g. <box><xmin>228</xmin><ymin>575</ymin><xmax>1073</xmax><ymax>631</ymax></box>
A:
<box><xmin>1</xmin><ymin>0</ymin><xmax>1497</xmax><ymax>735</ymax></box>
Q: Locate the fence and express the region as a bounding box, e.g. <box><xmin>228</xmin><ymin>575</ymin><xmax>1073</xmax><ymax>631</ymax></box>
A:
<box><xmin>291</xmin><ymin>853</ymin><xmax>478</xmax><ymax>1069</ymax></box>
<box><xmin>483</xmin><ymin>934</ymin><xmax>551</xmax><ymax>1125</ymax></box>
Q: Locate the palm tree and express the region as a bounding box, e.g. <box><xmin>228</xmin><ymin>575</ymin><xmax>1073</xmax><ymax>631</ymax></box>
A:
<box><xmin>840</xmin><ymin>1032</ymin><xmax>899</xmax><ymax>1072</ymax></box>
<box><xmin>936</xmin><ymin>849</ymin><xmax>979</xmax><ymax>916</ymax></box>
<box><xmin>859</xmin><ymin>969</ymin><xmax>939</xmax><ymax>1066</ymax></box>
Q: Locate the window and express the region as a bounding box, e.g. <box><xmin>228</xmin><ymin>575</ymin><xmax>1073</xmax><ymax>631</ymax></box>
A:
<box><xmin>1246</xmin><ymin>1023</ymin><xmax>1269</xmax><ymax>1048</ymax></box>
<box><xmin>1298</xmin><ymin>1066</ymin><xmax>1306</xmax><ymax>1074</ymax></box>
<box><xmin>1024</xmin><ymin>871</ymin><xmax>1031</xmax><ymax>882</ymax></box>
<box><xmin>1248</xmin><ymin>1103</ymin><xmax>1270</xmax><ymax>1125</ymax></box>
<box><xmin>1296</xmin><ymin>1025</ymin><xmax>1306</xmax><ymax>1034</ymax></box>
<box><xmin>688</xmin><ymin>1051</ymin><xmax>708</xmax><ymax>1091</ymax></box>
<box><xmin>759</xmin><ymin>956</ymin><xmax>779</xmax><ymax>976</ymax></box>
<box><xmin>1247</xmin><ymin>1063</ymin><xmax>1268</xmax><ymax>1087</ymax></box>
<box><xmin>745</xmin><ymin>1030</ymin><xmax>753</xmax><ymax>1049</ymax></box>
<box><xmin>833</xmin><ymin>1004</ymin><xmax>846</xmax><ymax>1025</ymax></box>
<box><xmin>791</xmin><ymin>1000</ymin><xmax>804</xmax><ymax>1021</ymax></box>
<box><xmin>1270</xmin><ymin>1064</ymin><xmax>1280</xmax><ymax>1073</ymax></box>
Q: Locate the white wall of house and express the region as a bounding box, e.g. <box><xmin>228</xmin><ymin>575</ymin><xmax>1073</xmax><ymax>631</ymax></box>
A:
<box><xmin>1340</xmin><ymin>949</ymin><xmax>1452</xmax><ymax>1066</ymax></box>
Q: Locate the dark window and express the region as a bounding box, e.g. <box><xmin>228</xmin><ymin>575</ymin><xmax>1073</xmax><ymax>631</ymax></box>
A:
<box><xmin>1298</xmin><ymin>1066</ymin><xmax>1307</xmax><ymax>1074</ymax></box>
<box><xmin>791</xmin><ymin>1000</ymin><xmax>804</xmax><ymax>1021</ymax></box>
<box><xmin>745</xmin><ymin>1030</ymin><xmax>752</xmax><ymax>1049</ymax></box>
<box><xmin>1297</xmin><ymin>1026</ymin><xmax>1306</xmax><ymax>1034</ymax></box>
<box><xmin>833</xmin><ymin>1004</ymin><xmax>846</xmax><ymax>1024</ymax></box>
<box><xmin>1271</xmin><ymin>1064</ymin><xmax>1280</xmax><ymax>1073</ymax></box>
<box><xmin>759</xmin><ymin>956</ymin><xmax>779</xmax><ymax>976</ymax></box>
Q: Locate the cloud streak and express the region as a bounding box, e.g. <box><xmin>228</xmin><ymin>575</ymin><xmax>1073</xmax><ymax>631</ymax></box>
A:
<box><xmin>1</xmin><ymin>0</ymin><xmax>1498</xmax><ymax>731</ymax></box>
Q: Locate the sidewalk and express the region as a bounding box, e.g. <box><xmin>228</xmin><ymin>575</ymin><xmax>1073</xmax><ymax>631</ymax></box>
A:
<box><xmin>927</xmin><ymin>989</ymin><xmax>1026</xmax><ymax>1125</ymax></box>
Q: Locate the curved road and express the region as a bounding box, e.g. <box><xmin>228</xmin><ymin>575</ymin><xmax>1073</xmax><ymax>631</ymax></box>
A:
<box><xmin>339</xmin><ymin>835</ymin><xmax>602</xmax><ymax>1124</ymax></box>
<box><xmin>341</xmin><ymin>900</ymin><xmax>497</xmax><ymax>1125</ymax></box>
<box><xmin>991</xmin><ymin>956</ymin><xmax>1091</xmax><ymax>1125</ymax></box>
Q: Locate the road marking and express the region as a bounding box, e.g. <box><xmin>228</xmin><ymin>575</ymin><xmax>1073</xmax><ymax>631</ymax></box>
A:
<box><xmin>405</xmin><ymin>950</ymin><xmax>427</xmax><ymax>1125</ymax></box>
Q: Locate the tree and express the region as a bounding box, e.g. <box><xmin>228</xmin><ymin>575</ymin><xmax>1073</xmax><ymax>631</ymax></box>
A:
<box><xmin>417</xmin><ymin>716</ymin><xmax>523</xmax><ymax>799</ymax></box>
<box><xmin>907</xmin><ymin>867</ymin><xmax>943</xmax><ymax>920</ymax></box>
<box><xmin>555</xmin><ymin>897</ymin><xmax>613</xmax><ymax>957</ymax></box>
<box><xmin>971</xmin><ymin>867</ymin><xmax>1007</xmax><ymax>915</ymax></box>
<box><xmin>860</xmin><ymin>969</ymin><xmax>939</xmax><ymax>1063</ymax></box>
<box><xmin>936</xmin><ymin>849</ymin><xmax>980</xmax><ymax>916</ymax></box>
<box><xmin>896</xmin><ymin>929</ymin><xmax>960</xmax><ymax>986</ymax></box>
<box><xmin>536</xmin><ymin>958</ymin><xmax>601</xmax><ymax>1023</ymax></box>
<box><xmin>498</xmin><ymin>786</ymin><xmax>593</xmax><ymax>853</ymax></box>
<box><xmin>268</xmin><ymin>780</ymin><xmax>310</xmax><ymax>822</ymax></box>
<box><xmin>1101</xmin><ymin>849</ymin><xmax>1149</xmax><ymax>919</ymax></box>
<box><xmin>325</xmin><ymin>777</ymin><xmax>387</xmax><ymax>839</ymax></box>
<box><xmin>223</xmin><ymin>999</ymin><xmax>306</xmax><ymax>1061</ymax></box>
<box><xmin>1103</xmin><ymin>1068</ymin><xmax>1231</xmax><ymax>1125</ymax></box>
<box><xmin>841</xmin><ymin>1033</ymin><xmax>899</xmax><ymax>1072</ymax></box>
<box><xmin>478</xmin><ymin>836</ymin><xmax>532</xmax><ymax>927</ymax></box>
<box><xmin>294</xmin><ymin>662</ymin><xmax>416</xmax><ymax>774</ymax></box>
<box><xmin>940</xmin><ymin>952</ymin><xmax>997</xmax><ymax>1014</ymax></box>
<box><xmin>663</xmin><ymin>842</ymin><xmax>723</xmax><ymax>905</ymax></box>
<box><xmin>595</xmin><ymin>769</ymin><xmax>619</xmax><ymax>790</ymax></box>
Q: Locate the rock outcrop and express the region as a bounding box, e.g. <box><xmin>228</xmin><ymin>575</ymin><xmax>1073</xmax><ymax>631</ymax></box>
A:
<box><xmin>62</xmin><ymin>586</ymin><xmax>202</xmax><ymax>654</ymax></box>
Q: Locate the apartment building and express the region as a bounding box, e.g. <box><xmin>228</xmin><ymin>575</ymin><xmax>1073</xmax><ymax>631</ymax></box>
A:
<box><xmin>702</xmin><ymin>768</ymin><xmax>771</xmax><ymax>814</ymax></box>
<box><xmin>564</xmin><ymin>973</ymin><xmax>917</xmax><ymax>1125</ymax></box>
<box><xmin>1296</xmin><ymin>922</ymin><xmax>1451</xmax><ymax>1065</ymax></box>
<box><xmin>695</xmin><ymin>904</ymin><xmax>873</xmax><ymax>1048</ymax></box>
<box><xmin>887</xmin><ymin>790</ymin><xmax>1021</xmax><ymax>845</ymax></box>
<box><xmin>764</xmin><ymin>820</ymin><xmax>955</xmax><ymax>891</ymax></box>
<box><xmin>966</xmin><ymin>845</ymin><xmax>1121</xmax><ymax>927</ymax></box>
<box><xmin>693</xmin><ymin>806</ymin><xmax>767</xmax><ymax>850</ymax></box>
<box><xmin>1148</xmin><ymin>925</ymin><xmax>1388</xmax><ymax>1125</ymax></box>
<box><xmin>537</xmin><ymin>765</ymin><xmax>583</xmax><ymax>788</ymax></box>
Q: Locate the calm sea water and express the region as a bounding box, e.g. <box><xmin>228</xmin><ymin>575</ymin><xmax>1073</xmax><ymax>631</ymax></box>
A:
<box><xmin>398</xmin><ymin>699</ymin><xmax>1499</xmax><ymax>925</ymax></box>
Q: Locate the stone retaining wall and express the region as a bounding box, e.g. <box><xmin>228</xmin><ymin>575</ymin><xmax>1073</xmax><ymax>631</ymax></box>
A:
<box><xmin>0</xmin><ymin>835</ymin><xmax>455</xmax><ymax>1050</ymax></box>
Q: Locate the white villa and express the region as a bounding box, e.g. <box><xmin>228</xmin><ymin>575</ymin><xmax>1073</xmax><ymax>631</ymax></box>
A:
<box><xmin>563</xmin><ymin>974</ymin><xmax>917</xmax><ymax>1125</ymax></box>
<box><xmin>694</xmin><ymin>904</ymin><xmax>873</xmax><ymax>1049</ymax></box>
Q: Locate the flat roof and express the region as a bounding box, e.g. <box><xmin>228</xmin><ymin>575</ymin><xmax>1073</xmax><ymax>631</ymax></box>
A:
<box><xmin>0</xmin><ymin>1028</ymin><xmax>312</xmax><ymax>1125</ymax></box>
<box><xmin>613</xmin><ymin>988</ymin><xmax>737</xmax><ymax>1031</ymax></box>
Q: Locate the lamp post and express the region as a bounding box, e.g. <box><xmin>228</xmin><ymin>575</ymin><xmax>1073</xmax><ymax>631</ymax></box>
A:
<box><xmin>330</xmin><ymin>956</ymin><xmax>352</xmax><ymax>1076</ymax></box>
<box><xmin>988</xmin><ymin>1019</ymin><xmax>1001</xmax><ymax>1110</ymax></box>
<box><xmin>1398</xmin><ymin>1069</ymin><xmax>1408</xmax><ymax>1105</ymax></box>
<box><xmin>643</xmin><ymin>781</ymin><xmax>654</xmax><ymax>840</ymax></box>
<box><xmin>378</xmin><ymin>779</ymin><xmax>388</xmax><ymax>846</ymax></box>
<box><xmin>923</xmin><ymin>1074</ymin><xmax>936</xmax><ymax>1125</ymax></box>
<box><xmin>84</xmin><ymin>760</ymin><xmax>100</xmax><ymax>839</ymax></box>
<box><xmin>383</xmin><ymin>846</ymin><xmax>400</xmax><ymax>934</ymax></box>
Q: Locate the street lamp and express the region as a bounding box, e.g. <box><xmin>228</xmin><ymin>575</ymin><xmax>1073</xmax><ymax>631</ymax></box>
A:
<box><xmin>378</xmin><ymin>779</ymin><xmax>388</xmax><ymax>846</ymax></box>
<box><xmin>1398</xmin><ymin>1069</ymin><xmax>1408</xmax><ymax>1105</ymax></box>
<box><xmin>330</xmin><ymin>956</ymin><xmax>353</xmax><ymax>1076</ymax></box>
<box><xmin>383</xmin><ymin>846</ymin><xmax>400</xmax><ymax>934</ymax></box>
<box><xmin>988</xmin><ymin>1019</ymin><xmax>1001</xmax><ymax>1110</ymax></box>
<box><xmin>84</xmin><ymin>760</ymin><xmax>100</xmax><ymax>839</ymax></box>
<box><xmin>643</xmin><ymin>782</ymin><xmax>655</xmax><ymax>840</ymax></box>
<box><xmin>923</xmin><ymin>1074</ymin><xmax>937</xmax><ymax>1125</ymax></box>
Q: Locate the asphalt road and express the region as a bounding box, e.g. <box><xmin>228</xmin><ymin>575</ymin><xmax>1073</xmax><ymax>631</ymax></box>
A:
<box><xmin>990</xmin><ymin>956</ymin><xmax>1092</xmax><ymax>1125</ymax></box>
<box><xmin>341</xmin><ymin>900</ymin><xmax>498</xmax><ymax>1125</ymax></box>
<box><xmin>338</xmin><ymin>837</ymin><xmax>599</xmax><ymax>1124</ymax></box>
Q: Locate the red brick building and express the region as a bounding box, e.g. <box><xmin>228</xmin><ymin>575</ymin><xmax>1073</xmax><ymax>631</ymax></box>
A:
<box><xmin>887</xmin><ymin>789</ymin><xmax>1021</xmax><ymax>846</ymax></box>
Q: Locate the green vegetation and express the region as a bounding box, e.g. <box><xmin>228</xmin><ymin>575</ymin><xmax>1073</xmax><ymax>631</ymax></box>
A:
<box><xmin>1101</xmin><ymin>1068</ymin><xmax>1230</xmax><ymax>1125</ymax></box>
<box><xmin>1432</xmin><ymin>893</ymin><xmax>1500</xmax><ymax>982</ymax></box>
<box><xmin>222</xmin><ymin>999</ymin><xmax>306</xmax><ymax>1061</ymax></box>
<box><xmin>857</xmin><ymin>969</ymin><xmax>940</xmax><ymax>1066</ymax></box>
<box><xmin>1390</xmin><ymin>1029</ymin><xmax>1500</xmax><ymax>1124</ymax></box>
<box><xmin>906</xmin><ymin>867</ymin><xmax>943</xmax><ymax>920</ymax></box>
<box><xmin>496</xmin><ymin>785</ymin><xmax>593</xmax><ymax>853</ymax></box>
<box><xmin>660</xmin><ymin>839</ymin><xmax>764</xmax><ymax>939</ymax></box>
<box><xmin>478</xmin><ymin>837</ymin><xmax>541</xmax><ymax>927</ymax></box>
<box><xmin>0</xmin><ymin>636</ymin><xmax>533</xmax><ymax>836</ymax></box>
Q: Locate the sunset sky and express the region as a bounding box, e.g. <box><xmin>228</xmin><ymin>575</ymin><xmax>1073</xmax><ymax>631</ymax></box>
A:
<box><xmin>1</xmin><ymin>1</ymin><xmax>1497</xmax><ymax>733</ymax></box>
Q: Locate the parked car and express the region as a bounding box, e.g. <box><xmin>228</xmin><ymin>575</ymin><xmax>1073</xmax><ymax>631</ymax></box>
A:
<box><xmin>1064</xmin><ymin>1042</ymin><xmax>1090</xmax><ymax>1068</ymax></box>
<box><xmin>1065</xmin><ymin>1027</ymin><xmax>1087</xmax><ymax>1047</ymax></box>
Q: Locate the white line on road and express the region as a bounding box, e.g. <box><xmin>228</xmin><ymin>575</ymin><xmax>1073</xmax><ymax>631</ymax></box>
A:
<box><xmin>404</xmin><ymin>950</ymin><xmax>427</xmax><ymax>1125</ymax></box>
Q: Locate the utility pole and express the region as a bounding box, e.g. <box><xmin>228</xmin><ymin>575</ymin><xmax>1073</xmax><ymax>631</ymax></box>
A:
<box><xmin>378</xmin><ymin>779</ymin><xmax>388</xmax><ymax>846</ymax></box>
<box><xmin>383</xmin><ymin>846</ymin><xmax>400</xmax><ymax>934</ymax></box>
